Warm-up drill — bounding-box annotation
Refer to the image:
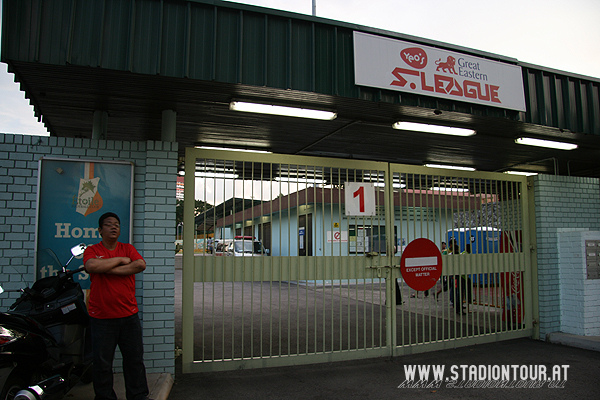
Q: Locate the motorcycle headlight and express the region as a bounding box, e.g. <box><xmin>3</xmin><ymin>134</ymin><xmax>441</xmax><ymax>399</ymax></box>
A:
<box><xmin>0</xmin><ymin>326</ymin><xmax>25</xmax><ymax>346</ymax></box>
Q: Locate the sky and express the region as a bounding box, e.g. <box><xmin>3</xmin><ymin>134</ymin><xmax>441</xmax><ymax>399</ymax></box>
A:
<box><xmin>0</xmin><ymin>0</ymin><xmax>598</xmax><ymax>137</ymax></box>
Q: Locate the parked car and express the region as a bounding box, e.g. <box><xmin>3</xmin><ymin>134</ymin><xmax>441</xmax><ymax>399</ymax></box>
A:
<box><xmin>214</xmin><ymin>236</ymin><xmax>269</xmax><ymax>256</ymax></box>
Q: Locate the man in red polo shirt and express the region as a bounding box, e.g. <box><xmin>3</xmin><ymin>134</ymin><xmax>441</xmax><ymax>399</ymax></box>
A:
<box><xmin>83</xmin><ymin>212</ymin><xmax>150</xmax><ymax>400</ymax></box>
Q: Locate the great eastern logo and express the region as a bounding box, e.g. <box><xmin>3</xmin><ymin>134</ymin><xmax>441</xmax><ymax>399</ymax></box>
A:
<box><xmin>435</xmin><ymin>56</ymin><xmax>456</xmax><ymax>74</ymax></box>
<box><xmin>392</xmin><ymin>47</ymin><xmax>502</xmax><ymax>104</ymax></box>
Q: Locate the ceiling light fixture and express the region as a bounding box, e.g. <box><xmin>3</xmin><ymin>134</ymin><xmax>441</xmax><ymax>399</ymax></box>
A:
<box><xmin>393</xmin><ymin>121</ymin><xmax>476</xmax><ymax>137</ymax></box>
<box><xmin>504</xmin><ymin>171</ymin><xmax>538</xmax><ymax>176</ymax></box>
<box><xmin>275</xmin><ymin>176</ymin><xmax>327</xmax><ymax>185</ymax></box>
<box><xmin>430</xmin><ymin>187</ymin><xmax>469</xmax><ymax>192</ymax></box>
<box><xmin>196</xmin><ymin>146</ymin><xmax>272</xmax><ymax>154</ymax></box>
<box><xmin>424</xmin><ymin>164</ymin><xmax>476</xmax><ymax>171</ymax></box>
<box><xmin>194</xmin><ymin>172</ymin><xmax>239</xmax><ymax>179</ymax></box>
<box><xmin>230</xmin><ymin>101</ymin><xmax>337</xmax><ymax>120</ymax></box>
<box><xmin>373</xmin><ymin>182</ymin><xmax>406</xmax><ymax>189</ymax></box>
<box><xmin>514</xmin><ymin>137</ymin><xmax>578</xmax><ymax>150</ymax></box>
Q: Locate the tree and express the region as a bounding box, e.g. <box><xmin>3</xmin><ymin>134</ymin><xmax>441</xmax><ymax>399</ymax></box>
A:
<box><xmin>175</xmin><ymin>199</ymin><xmax>212</xmax><ymax>227</ymax></box>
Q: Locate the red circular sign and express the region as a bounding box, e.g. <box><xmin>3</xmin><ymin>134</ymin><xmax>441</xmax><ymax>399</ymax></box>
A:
<box><xmin>400</xmin><ymin>238</ymin><xmax>442</xmax><ymax>291</ymax></box>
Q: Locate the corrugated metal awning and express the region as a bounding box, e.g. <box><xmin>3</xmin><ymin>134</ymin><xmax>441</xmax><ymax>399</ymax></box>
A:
<box><xmin>2</xmin><ymin>0</ymin><xmax>599</xmax><ymax>177</ymax></box>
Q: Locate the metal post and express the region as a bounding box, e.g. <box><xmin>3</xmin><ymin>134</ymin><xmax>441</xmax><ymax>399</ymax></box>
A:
<box><xmin>181</xmin><ymin>148</ymin><xmax>196</xmax><ymax>372</ymax></box>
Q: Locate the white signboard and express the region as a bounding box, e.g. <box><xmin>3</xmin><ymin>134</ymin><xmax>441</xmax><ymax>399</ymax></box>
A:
<box><xmin>345</xmin><ymin>182</ymin><xmax>376</xmax><ymax>216</ymax></box>
<box><xmin>327</xmin><ymin>231</ymin><xmax>349</xmax><ymax>243</ymax></box>
<box><xmin>349</xmin><ymin>227</ymin><xmax>370</xmax><ymax>253</ymax></box>
<box><xmin>353</xmin><ymin>32</ymin><xmax>526</xmax><ymax>112</ymax></box>
<box><xmin>299</xmin><ymin>227</ymin><xmax>305</xmax><ymax>250</ymax></box>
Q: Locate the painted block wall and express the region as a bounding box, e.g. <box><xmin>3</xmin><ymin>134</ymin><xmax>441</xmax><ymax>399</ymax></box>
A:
<box><xmin>220</xmin><ymin>203</ymin><xmax>454</xmax><ymax>257</ymax></box>
<box><xmin>533</xmin><ymin>174</ymin><xmax>600</xmax><ymax>340</ymax></box>
<box><xmin>558</xmin><ymin>230</ymin><xmax>600</xmax><ymax>336</ymax></box>
<box><xmin>0</xmin><ymin>133</ymin><xmax>177</xmax><ymax>374</ymax></box>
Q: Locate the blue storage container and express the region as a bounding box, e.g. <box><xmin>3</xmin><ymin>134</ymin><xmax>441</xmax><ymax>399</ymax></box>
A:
<box><xmin>447</xmin><ymin>227</ymin><xmax>500</xmax><ymax>285</ymax></box>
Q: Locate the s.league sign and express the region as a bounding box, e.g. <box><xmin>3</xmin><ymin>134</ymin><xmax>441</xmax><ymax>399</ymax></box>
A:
<box><xmin>353</xmin><ymin>32</ymin><xmax>526</xmax><ymax>112</ymax></box>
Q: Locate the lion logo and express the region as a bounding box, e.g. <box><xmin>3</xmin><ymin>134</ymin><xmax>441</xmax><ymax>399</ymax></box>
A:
<box><xmin>435</xmin><ymin>56</ymin><xmax>457</xmax><ymax>74</ymax></box>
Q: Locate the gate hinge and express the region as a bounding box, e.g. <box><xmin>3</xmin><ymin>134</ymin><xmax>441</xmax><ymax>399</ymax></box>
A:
<box><xmin>174</xmin><ymin>346</ymin><xmax>183</xmax><ymax>359</ymax></box>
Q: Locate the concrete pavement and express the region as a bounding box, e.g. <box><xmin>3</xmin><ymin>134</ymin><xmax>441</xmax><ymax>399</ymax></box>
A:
<box><xmin>166</xmin><ymin>337</ymin><xmax>600</xmax><ymax>400</ymax></box>
<box><xmin>65</xmin><ymin>372</ymin><xmax>173</xmax><ymax>400</ymax></box>
<box><xmin>63</xmin><ymin>335</ymin><xmax>600</xmax><ymax>400</ymax></box>
<box><xmin>547</xmin><ymin>332</ymin><xmax>600</xmax><ymax>352</ymax></box>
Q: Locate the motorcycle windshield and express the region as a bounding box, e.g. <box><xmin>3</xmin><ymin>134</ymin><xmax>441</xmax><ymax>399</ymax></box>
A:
<box><xmin>36</xmin><ymin>248</ymin><xmax>63</xmax><ymax>278</ymax></box>
<box><xmin>36</xmin><ymin>248</ymin><xmax>87</xmax><ymax>286</ymax></box>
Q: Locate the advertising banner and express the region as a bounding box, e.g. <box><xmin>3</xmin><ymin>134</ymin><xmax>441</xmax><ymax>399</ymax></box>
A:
<box><xmin>354</xmin><ymin>31</ymin><xmax>526</xmax><ymax>112</ymax></box>
<box><xmin>501</xmin><ymin>271</ymin><xmax>524</xmax><ymax>325</ymax></box>
<box><xmin>36</xmin><ymin>158</ymin><xmax>134</xmax><ymax>289</ymax></box>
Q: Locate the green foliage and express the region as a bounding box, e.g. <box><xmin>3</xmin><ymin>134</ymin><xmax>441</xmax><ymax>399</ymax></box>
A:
<box><xmin>175</xmin><ymin>199</ymin><xmax>212</xmax><ymax>226</ymax></box>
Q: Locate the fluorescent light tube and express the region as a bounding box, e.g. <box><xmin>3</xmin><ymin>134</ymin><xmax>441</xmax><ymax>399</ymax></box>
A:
<box><xmin>194</xmin><ymin>172</ymin><xmax>239</xmax><ymax>179</ymax></box>
<box><xmin>424</xmin><ymin>164</ymin><xmax>476</xmax><ymax>171</ymax></box>
<box><xmin>515</xmin><ymin>137</ymin><xmax>577</xmax><ymax>150</ymax></box>
<box><xmin>430</xmin><ymin>187</ymin><xmax>469</xmax><ymax>192</ymax></box>
<box><xmin>373</xmin><ymin>182</ymin><xmax>406</xmax><ymax>189</ymax></box>
<box><xmin>504</xmin><ymin>171</ymin><xmax>538</xmax><ymax>176</ymax></box>
<box><xmin>196</xmin><ymin>146</ymin><xmax>271</xmax><ymax>154</ymax></box>
<box><xmin>275</xmin><ymin>177</ymin><xmax>327</xmax><ymax>184</ymax></box>
<box><xmin>393</xmin><ymin>122</ymin><xmax>475</xmax><ymax>136</ymax></box>
<box><xmin>230</xmin><ymin>102</ymin><xmax>337</xmax><ymax>120</ymax></box>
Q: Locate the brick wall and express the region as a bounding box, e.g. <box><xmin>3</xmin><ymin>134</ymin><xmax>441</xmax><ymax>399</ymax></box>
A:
<box><xmin>0</xmin><ymin>133</ymin><xmax>177</xmax><ymax>374</ymax></box>
<box><xmin>533</xmin><ymin>174</ymin><xmax>600</xmax><ymax>340</ymax></box>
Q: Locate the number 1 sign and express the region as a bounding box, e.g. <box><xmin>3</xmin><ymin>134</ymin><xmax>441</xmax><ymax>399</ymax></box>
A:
<box><xmin>345</xmin><ymin>182</ymin><xmax>376</xmax><ymax>216</ymax></box>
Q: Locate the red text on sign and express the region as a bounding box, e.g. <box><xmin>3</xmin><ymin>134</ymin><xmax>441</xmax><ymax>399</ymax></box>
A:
<box><xmin>390</xmin><ymin>68</ymin><xmax>501</xmax><ymax>104</ymax></box>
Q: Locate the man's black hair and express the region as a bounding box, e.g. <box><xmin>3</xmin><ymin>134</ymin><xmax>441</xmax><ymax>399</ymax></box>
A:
<box><xmin>99</xmin><ymin>212</ymin><xmax>120</xmax><ymax>228</ymax></box>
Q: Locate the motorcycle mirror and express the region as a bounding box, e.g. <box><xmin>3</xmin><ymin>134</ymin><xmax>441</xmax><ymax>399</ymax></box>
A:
<box><xmin>71</xmin><ymin>243</ymin><xmax>87</xmax><ymax>258</ymax></box>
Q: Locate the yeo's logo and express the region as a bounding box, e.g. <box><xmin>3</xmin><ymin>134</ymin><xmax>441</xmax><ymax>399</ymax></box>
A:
<box><xmin>401</xmin><ymin>47</ymin><xmax>428</xmax><ymax>69</ymax></box>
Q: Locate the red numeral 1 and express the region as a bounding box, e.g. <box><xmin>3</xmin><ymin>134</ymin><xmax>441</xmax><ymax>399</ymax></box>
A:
<box><xmin>353</xmin><ymin>186</ymin><xmax>365</xmax><ymax>213</ymax></box>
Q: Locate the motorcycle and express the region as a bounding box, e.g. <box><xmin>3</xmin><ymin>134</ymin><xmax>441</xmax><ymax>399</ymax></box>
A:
<box><xmin>0</xmin><ymin>243</ymin><xmax>92</xmax><ymax>400</ymax></box>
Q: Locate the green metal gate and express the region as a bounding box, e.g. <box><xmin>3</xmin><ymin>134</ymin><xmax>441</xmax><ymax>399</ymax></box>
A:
<box><xmin>181</xmin><ymin>148</ymin><xmax>535</xmax><ymax>373</ymax></box>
